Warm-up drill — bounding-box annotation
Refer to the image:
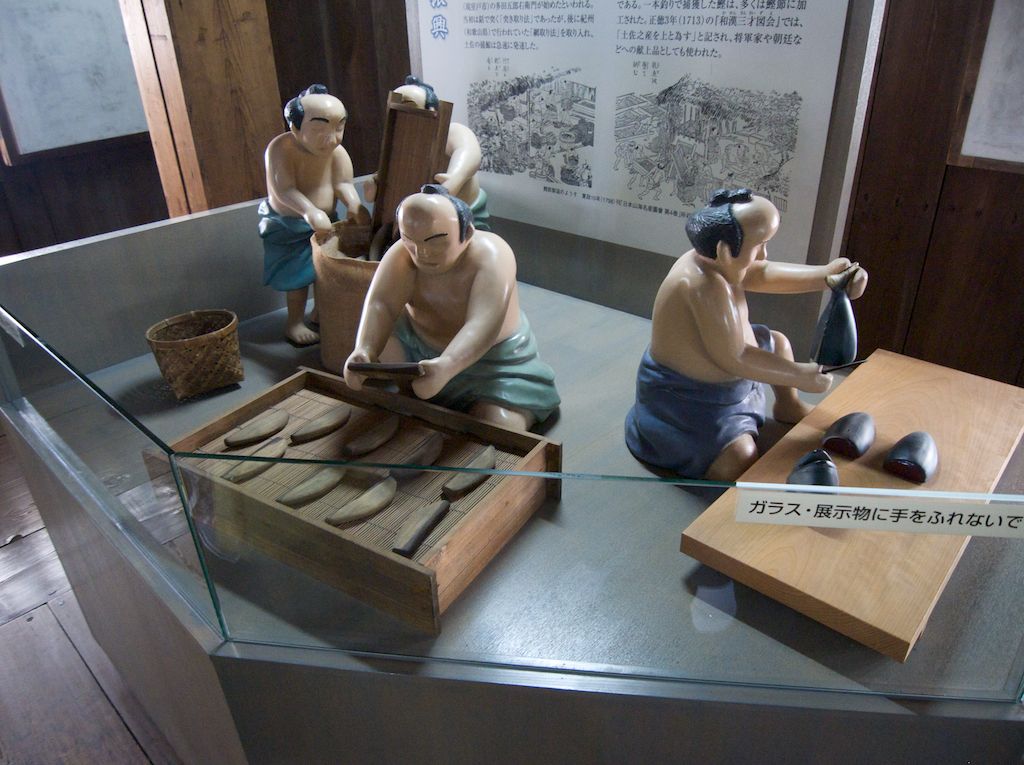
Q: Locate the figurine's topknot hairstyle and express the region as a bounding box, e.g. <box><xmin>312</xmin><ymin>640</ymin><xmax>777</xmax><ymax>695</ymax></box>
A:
<box><xmin>284</xmin><ymin>84</ymin><xmax>330</xmax><ymax>129</ymax></box>
<box><xmin>403</xmin><ymin>75</ymin><xmax>440</xmax><ymax>110</ymax></box>
<box><xmin>685</xmin><ymin>188</ymin><xmax>753</xmax><ymax>260</ymax></box>
<box><xmin>418</xmin><ymin>184</ymin><xmax>473</xmax><ymax>242</ymax></box>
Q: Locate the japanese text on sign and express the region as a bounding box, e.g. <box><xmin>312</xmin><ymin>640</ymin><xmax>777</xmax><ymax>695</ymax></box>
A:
<box><xmin>735</xmin><ymin>488</ymin><xmax>1024</xmax><ymax>539</ymax></box>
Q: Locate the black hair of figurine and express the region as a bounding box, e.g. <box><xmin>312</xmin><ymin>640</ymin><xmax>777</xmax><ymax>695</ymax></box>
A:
<box><xmin>284</xmin><ymin>84</ymin><xmax>330</xmax><ymax>129</ymax></box>
<box><xmin>685</xmin><ymin>188</ymin><xmax>753</xmax><ymax>260</ymax></box>
<box><xmin>418</xmin><ymin>184</ymin><xmax>473</xmax><ymax>242</ymax></box>
<box><xmin>403</xmin><ymin>75</ymin><xmax>440</xmax><ymax>110</ymax></box>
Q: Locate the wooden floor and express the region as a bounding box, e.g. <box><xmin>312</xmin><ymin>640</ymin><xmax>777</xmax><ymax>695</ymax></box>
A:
<box><xmin>0</xmin><ymin>432</ymin><xmax>182</xmax><ymax>765</ymax></box>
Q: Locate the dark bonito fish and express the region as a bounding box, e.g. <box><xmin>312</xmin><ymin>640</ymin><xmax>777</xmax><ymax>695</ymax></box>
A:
<box><xmin>811</xmin><ymin>264</ymin><xmax>861</xmax><ymax>367</ymax></box>
<box><xmin>787</xmin><ymin>449</ymin><xmax>840</xmax><ymax>487</ymax></box>
<box><xmin>822</xmin><ymin>412</ymin><xmax>876</xmax><ymax>458</ymax></box>
<box><xmin>884</xmin><ymin>432</ymin><xmax>939</xmax><ymax>484</ymax></box>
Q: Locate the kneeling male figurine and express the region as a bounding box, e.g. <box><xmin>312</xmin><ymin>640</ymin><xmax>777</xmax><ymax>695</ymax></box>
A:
<box><xmin>625</xmin><ymin>188</ymin><xmax>867</xmax><ymax>482</ymax></box>
<box><xmin>344</xmin><ymin>185</ymin><xmax>559</xmax><ymax>431</ymax></box>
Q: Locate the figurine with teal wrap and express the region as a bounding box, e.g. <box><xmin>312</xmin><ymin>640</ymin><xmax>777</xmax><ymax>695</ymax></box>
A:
<box><xmin>260</xmin><ymin>84</ymin><xmax>370</xmax><ymax>346</ymax></box>
<box><xmin>625</xmin><ymin>189</ymin><xmax>868</xmax><ymax>482</ymax></box>
<box><xmin>343</xmin><ymin>185</ymin><xmax>559</xmax><ymax>432</ymax></box>
<box><xmin>366</xmin><ymin>76</ymin><xmax>491</xmax><ymax>235</ymax></box>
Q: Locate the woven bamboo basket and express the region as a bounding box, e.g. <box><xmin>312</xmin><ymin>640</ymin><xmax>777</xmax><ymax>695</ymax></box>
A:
<box><xmin>145</xmin><ymin>309</ymin><xmax>244</xmax><ymax>400</ymax></box>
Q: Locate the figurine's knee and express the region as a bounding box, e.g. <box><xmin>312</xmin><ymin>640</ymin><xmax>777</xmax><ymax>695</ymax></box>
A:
<box><xmin>469</xmin><ymin>401</ymin><xmax>535</xmax><ymax>431</ymax></box>
<box><xmin>704</xmin><ymin>434</ymin><xmax>758</xmax><ymax>482</ymax></box>
<box><xmin>770</xmin><ymin>330</ymin><xmax>795</xmax><ymax>361</ymax></box>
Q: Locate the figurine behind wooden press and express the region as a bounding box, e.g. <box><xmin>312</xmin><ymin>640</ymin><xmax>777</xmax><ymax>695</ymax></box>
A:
<box><xmin>625</xmin><ymin>189</ymin><xmax>867</xmax><ymax>482</ymax></box>
<box><xmin>344</xmin><ymin>185</ymin><xmax>559</xmax><ymax>431</ymax></box>
<box><xmin>368</xmin><ymin>76</ymin><xmax>491</xmax><ymax>231</ymax></box>
<box><xmin>259</xmin><ymin>84</ymin><xmax>369</xmax><ymax>346</ymax></box>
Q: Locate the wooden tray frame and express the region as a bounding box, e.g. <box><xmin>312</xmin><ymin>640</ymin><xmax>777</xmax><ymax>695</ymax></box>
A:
<box><xmin>172</xmin><ymin>368</ymin><xmax>561</xmax><ymax>634</ymax></box>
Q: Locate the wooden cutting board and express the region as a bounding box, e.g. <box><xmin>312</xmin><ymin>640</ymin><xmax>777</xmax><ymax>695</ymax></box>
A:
<box><xmin>681</xmin><ymin>350</ymin><xmax>1024</xmax><ymax>660</ymax></box>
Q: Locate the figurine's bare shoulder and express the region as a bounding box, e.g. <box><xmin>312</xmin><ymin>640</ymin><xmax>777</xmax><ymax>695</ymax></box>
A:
<box><xmin>465</xmin><ymin>230</ymin><xmax>516</xmax><ymax>270</ymax></box>
<box><xmin>266</xmin><ymin>131</ymin><xmax>299</xmax><ymax>162</ymax></box>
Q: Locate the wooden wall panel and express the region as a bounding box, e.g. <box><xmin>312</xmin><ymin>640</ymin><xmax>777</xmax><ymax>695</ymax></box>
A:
<box><xmin>0</xmin><ymin>1</ymin><xmax>410</xmax><ymax>258</ymax></box>
<box><xmin>904</xmin><ymin>166</ymin><xmax>1024</xmax><ymax>383</ymax></box>
<box><xmin>266</xmin><ymin>0</ymin><xmax>411</xmax><ymax>176</ymax></box>
<box><xmin>843</xmin><ymin>0</ymin><xmax>983</xmax><ymax>355</ymax></box>
<box><xmin>0</xmin><ymin>137</ymin><xmax>166</xmax><ymax>258</ymax></box>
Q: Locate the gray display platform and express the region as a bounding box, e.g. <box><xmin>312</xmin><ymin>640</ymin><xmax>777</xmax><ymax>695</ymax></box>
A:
<box><xmin>2</xmin><ymin>202</ymin><xmax>1022</xmax><ymax>764</ymax></box>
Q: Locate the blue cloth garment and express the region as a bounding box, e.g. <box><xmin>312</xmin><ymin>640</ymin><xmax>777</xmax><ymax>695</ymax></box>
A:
<box><xmin>394</xmin><ymin>310</ymin><xmax>560</xmax><ymax>423</ymax></box>
<box><xmin>624</xmin><ymin>325</ymin><xmax>774</xmax><ymax>479</ymax></box>
<box><xmin>258</xmin><ymin>200</ymin><xmax>336</xmax><ymax>291</ymax></box>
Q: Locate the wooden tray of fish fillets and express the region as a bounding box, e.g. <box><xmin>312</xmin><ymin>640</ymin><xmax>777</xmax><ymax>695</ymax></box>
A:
<box><xmin>172</xmin><ymin>367</ymin><xmax>561</xmax><ymax>633</ymax></box>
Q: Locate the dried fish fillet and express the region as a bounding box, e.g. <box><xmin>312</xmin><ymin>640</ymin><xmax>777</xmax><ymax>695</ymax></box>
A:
<box><xmin>224</xmin><ymin>409</ymin><xmax>289</xmax><ymax>448</ymax></box>
<box><xmin>325</xmin><ymin>477</ymin><xmax>397</xmax><ymax>526</ymax></box>
<box><xmin>442</xmin><ymin>445</ymin><xmax>496</xmax><ymax>500</ymax></box>
<box><xmin>289</xmin><ymin>404</ymin><xmax>352</xmax><ymax>445</ymax></box>
<box><xmin>392</xmin><ymin>499</ymin><xmax>450</xmax><ymax>557</ymax></box>
<box><xmin>223</xmin><ymin>439</ymin><xmax>287</xmax><ymax>483</ymax></box>
<box><xmin>276</xmin><ymin>466</ymin><xmax>347</xmax><ymax>508</ymax></box>
<box><xmin>390</xmin><ymin>431</ymin><xmax>445</xmax><ymax>482</ymax></box>
<box><xmin>341</xmin><ymin>414</ymin><xmax>400</xmax><ymax>457</ymax></box>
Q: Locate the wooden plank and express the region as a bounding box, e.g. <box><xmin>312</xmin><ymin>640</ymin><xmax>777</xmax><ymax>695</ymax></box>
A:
<box><xmin>843</xmin><ymin>0</ymin><xmax>982</xmax><ymax>355</ymax></box>
<box><xmin>0</xmin><ymin>606</ymin><xmax>149</xmax><ymax>764</ymax></box>
<box><xmin>49</xmin><ymin>592</ymin><xmax>184</xmax><ymax>765</ymax></box>
<box><xmin>682</xmin><ymin>350</ymin><xmax>1024</xmax><ymax>661</ymax></box>
<box><xmin>371</xmin><ymin>95</ymin><xmax>453</xmax><ymax>231</ymax></box>
<box><xmin>118</xmin><ymin>0</ymin><xmax>191</xmax><ymax>216</ymax></box>
<box><xmin>904</xmin><ymin>166</ymin><xmax>1024</xmax><ymax>384</ymax></box>
<box><xmin>0</xmin><ymin>529</ymin><xmax>70</xmax><ymax>625</ymax></box>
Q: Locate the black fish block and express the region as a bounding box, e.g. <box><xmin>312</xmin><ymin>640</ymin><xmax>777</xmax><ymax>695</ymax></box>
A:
<box><xmin>884</xmin><ymin>432</ymin><xmax>939</xmax><ymax>484</ymax></box>
<box><xmin>787</xmin><ymin>449</ymin><xmax>840</xmax><ymax>486</ymax></box>
<box><xmin>822</xmin><ymin>411</ymin><xmax>875</xmax><ymax>458</ymax></box>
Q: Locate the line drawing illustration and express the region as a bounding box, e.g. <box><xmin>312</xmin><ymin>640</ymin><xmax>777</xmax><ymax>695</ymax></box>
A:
<box><xmin>616</xmin><ymin>75</ymin><xmax>801</xmax><ymax>211</ymax></box>
<box><xmin>467</xmin><ymin>68</ymin><xmax>596</xmax><ymax>188</ymax></box>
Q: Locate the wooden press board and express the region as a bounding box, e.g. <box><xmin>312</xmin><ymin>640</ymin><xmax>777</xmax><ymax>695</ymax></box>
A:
<box><xmin>681</xmin><ymin>350</ymin><xmax>1024</xmax><ymax>661</ymax></box>
<box><xmin>371</xmin><ymin>94</ymin><xmax>453</xmax><ymax>232</ymax></box>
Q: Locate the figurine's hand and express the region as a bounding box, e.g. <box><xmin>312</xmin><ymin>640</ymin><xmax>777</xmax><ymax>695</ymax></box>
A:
<box><xmin>846</xmin><ymin>265</ymin><xmax>868</xmax><ymax>300</ymax></box>
<box><xmin>305</xmin><ymin>209</ymin><xmax>334</xmax><ymax>234</ymax></box>
<box><xmin>412</xmin><ymin>357</ymin><xmax>456</xmax><ymax>400</ymax></box>
<box><xmin>434</xmin><ymin>172</ymin><xmax>456</xmax><ymax>191</ymax></box>
<box><xmin>798</xmin><ymin>363</ymin><xmax>833</xmax><ymax>394</ymax></box>
<box><xmin>364</xmin><ymin>174</ymin><xmax>378</xmax><ymax>203</ymax></box>
<box><xmin>344</xmin><ymin>349</ymin><xmax>373</xmax><ymax>391</ymax></box>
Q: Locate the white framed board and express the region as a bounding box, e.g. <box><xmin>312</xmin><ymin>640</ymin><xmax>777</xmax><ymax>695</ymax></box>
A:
<box><xmin>0</xmin><ymin>0</ymin><xmax>148</xmax><ymax>164</ymax></box>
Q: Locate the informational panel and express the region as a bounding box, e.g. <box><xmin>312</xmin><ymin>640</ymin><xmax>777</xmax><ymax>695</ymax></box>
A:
<box><xmin>0</xmin><ymin>0</ymin><xmax>147</xmax><ymax>161</ymax></box>
<box><xmin>415</xmin><ymin>1</ymin><xmax>850</xmax><ymax>262</ymax></box>
<box><xmin>960</xmin><ymin>0</ymin><xmax>1024</xmax><ymax>167</ymax></box>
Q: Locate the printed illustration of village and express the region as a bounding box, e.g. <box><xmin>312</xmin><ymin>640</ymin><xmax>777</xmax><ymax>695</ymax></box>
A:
<box><xmin>467</xmin><ymin>68</ymin><xmax>596</xmax><ymax>188</ymax></box>
<box><xmin>616</xmin><ymin>76</ymin><xmax>801</xmax><ymax>212</ymax></box>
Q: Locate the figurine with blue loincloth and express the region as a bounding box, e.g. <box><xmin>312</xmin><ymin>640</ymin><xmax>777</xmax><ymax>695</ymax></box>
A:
<box><xmin>259</xmin><ymin>84</ymin><xmax>370</xmax><ymax>346</ymax></box>
<box><xmin>625</xmin><ymin>189</ymin><xmax>868</xmax><ymax>482</ymax></box>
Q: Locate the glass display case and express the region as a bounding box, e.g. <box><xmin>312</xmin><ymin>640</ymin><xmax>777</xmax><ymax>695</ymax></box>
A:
<box><xmin>1</xmin><ymin>200</ymin><xmax>1022</xmax><ymax>761</ymax></box>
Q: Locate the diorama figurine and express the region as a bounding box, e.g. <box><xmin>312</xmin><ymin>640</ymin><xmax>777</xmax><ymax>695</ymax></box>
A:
<box><xmin>259</xmin><ymin>84</ymin><xmax>369</xmax><ymax>346</ymax></box>
<box><xmin>344</xmin><ymin>185</ymin><xmax>560</xmax><ymax>431</ymax></box>
<box><xmin>369</xmin><ymin>76</ymin><xmax>490</xmax><ymax>231</ymax></box>
<box><xmin>625</xmin><ymin>188</ymin><xmax>868</xmax><ymax>482</ymax></box>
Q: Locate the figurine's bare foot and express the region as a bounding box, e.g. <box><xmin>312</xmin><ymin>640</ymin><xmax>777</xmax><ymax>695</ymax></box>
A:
<box><xmin>704</xmin><ymin>433</ymin><xmax>758</xmax><ymax>482</ymax></box>
<box><xmin>285</xmin><ymin>321</ymin><xmax>319</xmax><ymax>347</ymax></box>
<box><xmin>772</xmin><ymin>395</ymin><xmax>814</xmax><ymax>424</ymax></box>
<box><xmin>469</xmin><ymin>401</ymin><xmax>535</xmax><ymax>432</ymax></box>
